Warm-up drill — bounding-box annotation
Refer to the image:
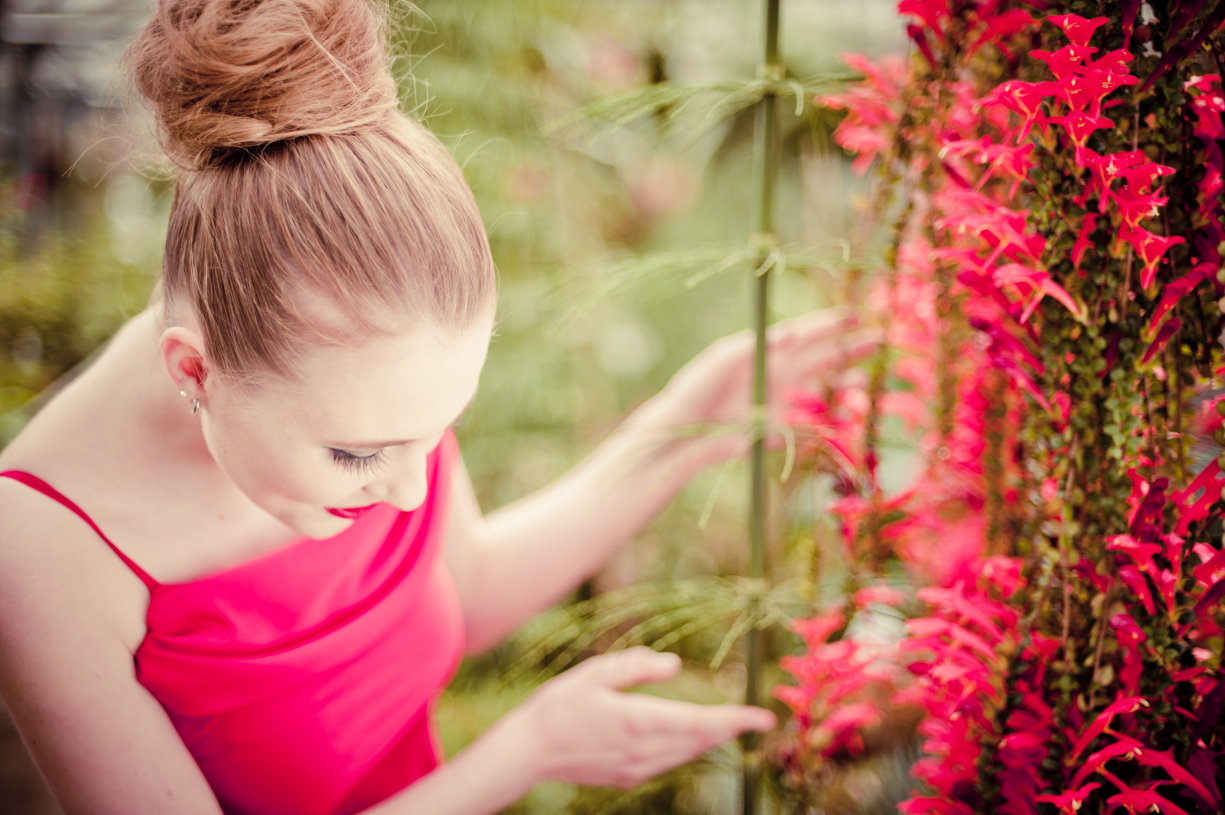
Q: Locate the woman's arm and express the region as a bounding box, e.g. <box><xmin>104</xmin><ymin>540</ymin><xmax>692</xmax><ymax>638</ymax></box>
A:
<box><xmin>445</xmin><ymin>311</ymin><xmax>878</xmax><ymax>653</ymax></box>
<box><xmin>369</xmin><ymin>647</ymin><xmax>772</xmax><ymax>815</ymax></box>
<box><xmin>0</xmin><ymin>481</ymin><xmax>225</xmax><ymax>815</ymax></box>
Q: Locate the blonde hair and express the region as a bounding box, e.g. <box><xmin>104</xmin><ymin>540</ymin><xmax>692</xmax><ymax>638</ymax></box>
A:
<box><xmin>127</xmin><ymin>0</ymin><xmax>496</xmax><ymax>377</ymax></box>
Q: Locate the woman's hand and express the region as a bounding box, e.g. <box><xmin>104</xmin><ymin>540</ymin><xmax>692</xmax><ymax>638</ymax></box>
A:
<box><xmin>629</xmin><ymin>308</ymin><xmax>880</xmax><ymax>462</ymax></box>
<box><xmin>497</xmin><ymin>647</ymin><xmax>775</xmax><ymax>789</ymax></box>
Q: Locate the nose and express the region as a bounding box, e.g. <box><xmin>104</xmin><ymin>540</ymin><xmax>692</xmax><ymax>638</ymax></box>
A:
<box><xmin>366</xmin><ymin>452</ymin><xmax>429</xmax><ymax>512</ymax></box>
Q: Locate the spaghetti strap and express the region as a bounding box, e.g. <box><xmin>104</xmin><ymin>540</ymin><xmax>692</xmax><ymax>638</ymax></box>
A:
<box><xmin>0</xmin><ymin>470</ymin><xmax>160</xmax><ymax>590</ymax></box>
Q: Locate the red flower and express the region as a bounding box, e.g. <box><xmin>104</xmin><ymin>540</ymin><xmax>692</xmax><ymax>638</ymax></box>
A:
<box><xmin>790</xmin><ymin>610</ymin><xmax>845</xmax><ymax>647</ymax></box>
<box><xmin>1105</xmin><ymin>790</ymin><xmax>1192</xmax><ymax>815</ymax></box>
<box><xmin>1147</xmin><ymin>264</ymin><xmax>1213</xmax><ymax>332</ymax></box>
<box><xmin>1047</xmin><ymin>14</ymin><xmax>1110</xmax><ymax>47</ymax></box>
<box><xmin>1110</xmin><ymin>613</ymin><xmax>1147</xmax><ymax>649</ymax></box>
<box><xmin>1119</xmin><ymin>566</ymin><xmax>1157</xmax><ymax>615</ymax></box>
<box><xmin>1069</xmin><ymin>737</ymin><xmax>1143</xmax><ymax>789</ymax></box>
<box><xmin>1048</xmin><ymin>111</ymin><xmax>1114</xmax><ymax>166</ymax></box>
<box><xmin>980</xmin><ymin>80</ymin><xmax>1054</xmax><ymax>142</ymax></box>
<box><xmin>968</xmin><ymin>10</ymin><xmax>1037</xmax><ymax>58</ymax></box>
<box><xmin>1054</xmin><ymin>69</ymin><xmax>1138</xmax><ymax>118</ymax></box>
<box><xmin>1105</xmin><ymin>534</ymin><xmax>1164</xmax><ymax>574</ymax></box>
<box><xmin>898</xmin><ymin>0</ymin><xmax>950</xmax><ymax>40</ymax></box>
<box><xmin>1031</xmin><ymin>45</ymin><xmax>1097</xmax><ymax>79</ymax></box>
<box><xmin>1067</xmin><ymin>695</ymin><xmax>1150</xmax><ymax>762</ymax></box>
<box><xmin>809</xmin><ymin>702</ymin><xmax>882</xmax><ymax>756</ymax></box>
<box><xmin>853</xmin><ymin>581</ymin><xmax>908</xmax><ymax>607</ymax></box>
<box><xmin>1084</xmin><ymin>49</ymin><xmax>1134</xmax><ymax>76</ymax></box>
<box><xmin>1082</xmin><ymin>150</ymin><xmax>1147</xmax><ymax>211</ymax></box>
<box><xmin>1114</xmin><ymin>192</ymin><xmax>1168</xmax><ymax>230</ymax></box>
<box><xmin>1072</xmin><ymin>212</ymin><xmax>1097</xmax><ymax>268</ymax></box>
<box><xmin>1036</xmin><ymin>782</ymin><xmax>1100</xmax><ymax>814</ymax></box>
<box><xmin>1117</xmin><ymin>226</ymin><xmax>1185</xmax><ymax>288</ymax></box>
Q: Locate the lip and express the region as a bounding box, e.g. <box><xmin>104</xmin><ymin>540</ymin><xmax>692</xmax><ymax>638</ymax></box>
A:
<box><xmin>326</xmin><ymin>504</ymin><xmax>379</xmax><ymax>520</ymax></box>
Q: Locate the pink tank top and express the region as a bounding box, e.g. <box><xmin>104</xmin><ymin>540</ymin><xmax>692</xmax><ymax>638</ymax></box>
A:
<box><xmin>0</xmin><ymin>430</ymin><xmax>465</xmax><ymax>815</ymax></box>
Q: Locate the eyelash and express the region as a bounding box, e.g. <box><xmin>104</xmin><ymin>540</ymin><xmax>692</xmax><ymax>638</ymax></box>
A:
<box><xmin>330</xmin><ymin>448</ymin><xmax>387</xmax><ymax>477</ymax></box>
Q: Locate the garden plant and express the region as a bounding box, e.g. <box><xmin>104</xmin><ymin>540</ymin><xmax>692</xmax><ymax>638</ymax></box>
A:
<box><xmin>771</xmin><ymin>1</ymin><xmax>1225</xmax><ymax>813</ymax></box>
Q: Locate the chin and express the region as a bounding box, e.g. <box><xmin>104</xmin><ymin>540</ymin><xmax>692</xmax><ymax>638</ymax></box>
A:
<box><xmin>269</xmin><ymin>501</ymin><xmax>354</xmax><ymax>541</ymax></box>
<box><xmin>303</xmin><ymin>512</ymin><xmax>355</xmax><ymax>540</ymax></box>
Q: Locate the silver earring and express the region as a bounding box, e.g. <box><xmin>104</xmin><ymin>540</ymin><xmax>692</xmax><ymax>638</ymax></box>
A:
<box><xmin>179</xmin><ymin>390</ymin><xmax>187</xmax><ymax>398</ymax></box>
<box><xmin>191</xmin><ymin>398</ymin><xmax>200</xmax><ymax>414</ymax></box>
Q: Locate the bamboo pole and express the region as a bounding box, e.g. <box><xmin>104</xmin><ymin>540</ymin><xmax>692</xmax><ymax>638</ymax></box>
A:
<box><xmin>742</xmin><ymin>1</ymin><xmax>780</xmax><ymax>813</ymax></box>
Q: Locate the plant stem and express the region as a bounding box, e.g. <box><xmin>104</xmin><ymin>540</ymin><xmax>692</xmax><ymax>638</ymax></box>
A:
<box><xmin>742</xmin><ymin>1</ymin><xmax>780</xmax><ymax>813</ymax></box>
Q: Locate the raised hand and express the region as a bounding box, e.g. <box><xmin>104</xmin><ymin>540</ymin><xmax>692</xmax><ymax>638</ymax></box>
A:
<box><xmin>630</xmin><ymin>308</ymin><xmax>880</xmax><ymax>463</ymax></box>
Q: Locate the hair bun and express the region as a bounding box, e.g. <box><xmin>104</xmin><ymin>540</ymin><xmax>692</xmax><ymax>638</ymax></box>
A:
<box><xmin>128</xmin><ymin>0</ymin><xmax>398</xmax><ymax>169</ymax></box>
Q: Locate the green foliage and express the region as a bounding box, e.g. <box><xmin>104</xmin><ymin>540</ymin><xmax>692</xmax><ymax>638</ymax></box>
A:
<box><xmin>0</xmin><ymin>193</ymin><xmax>162</xmax><ymax>446</ymax></box>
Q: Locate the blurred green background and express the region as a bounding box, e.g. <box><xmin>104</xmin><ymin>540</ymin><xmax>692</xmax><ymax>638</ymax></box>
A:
<box><xmin>0</xmin><ymin>0</ymin><xmax>907</xmax><ymax>812</ymax></box>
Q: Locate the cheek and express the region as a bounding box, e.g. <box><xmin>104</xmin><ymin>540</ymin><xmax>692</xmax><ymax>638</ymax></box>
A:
<box><xmin>200</xmin><ymin>409</ymin><xmax>336</xmax><ymax>508</ymax></box>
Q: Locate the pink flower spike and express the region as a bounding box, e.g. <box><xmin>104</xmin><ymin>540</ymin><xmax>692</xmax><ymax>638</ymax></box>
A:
<box><xmin>1036</xmin><ymin>783</ymin><xmax>1101</xmax><ymax>814</ymax></box>
<box><xmin>1031</xmin><ymin>45</ymin><xmax>1097</xmax><ymax>79</ymax></box>
<box><xmin>1047</xmin><ymin>14</ymin><xmax>1110</xmax><ymax>48</ymax></box>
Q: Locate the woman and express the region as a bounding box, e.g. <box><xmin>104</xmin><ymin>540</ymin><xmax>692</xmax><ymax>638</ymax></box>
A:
<box><xmin>0</xmin><ymin>0</ymin><xmax>873</xmax><ymax>812</ymax></box>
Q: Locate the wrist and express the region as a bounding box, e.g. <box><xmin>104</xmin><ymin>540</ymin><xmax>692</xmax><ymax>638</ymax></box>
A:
<box><xmin>472</xmin><ymin>703</ymin><xmax>549</xmax><ymax>791</ymax></box>
<box><xmin>583</xmin><ymin>404</ymin><xmax>705</xmax><ymax>498</ymax></box>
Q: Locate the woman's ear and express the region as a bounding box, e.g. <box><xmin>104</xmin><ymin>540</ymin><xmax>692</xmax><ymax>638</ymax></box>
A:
<box><xmin>161</xmin><ymin>326</ymin><xmax>210</xmax><ymax>406</ymax></box>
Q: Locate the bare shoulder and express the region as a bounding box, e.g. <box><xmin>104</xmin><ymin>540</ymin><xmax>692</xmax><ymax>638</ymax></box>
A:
<box><xmin>0</xmin><ymin>477</ymin><xmax>222</xmax><ymax>814</ymax></box>
<box><xmin>0</xmin><ymin>475</ymin><xmax>148</xmax><ymax>653</ymax></box>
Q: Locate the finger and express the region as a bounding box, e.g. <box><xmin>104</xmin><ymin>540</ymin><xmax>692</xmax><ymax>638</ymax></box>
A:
<box><xmin>775</xmin><ymin>326</ymin><xmax>883</xmax><ymax>379</ymax></box>
<box><xmin>580</xmin><ymin>647</ymin><xmax>682</xmax><ymax>691</ymax></box>
<box><xmin>618</xmin><ymin>696</ymin><xmax>777</xmax><ymax>740</ymax></box>
<box><xmin>766</xmin><ymin>306</ymin><xmax>860</xmax><ymax>344</ymax></box>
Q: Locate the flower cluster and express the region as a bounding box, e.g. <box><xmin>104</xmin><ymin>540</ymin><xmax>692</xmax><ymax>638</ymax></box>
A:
<box><xmin>774</xmin><ymin>2</ymin><xmax>1225</xmax><ymax>813</ymax></box>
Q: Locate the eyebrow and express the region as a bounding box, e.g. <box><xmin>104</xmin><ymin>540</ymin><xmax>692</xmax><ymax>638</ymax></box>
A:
<box><xmin>324</xmin><ymin>392</ymin><xmax>477</xmax><ymax>450</ymax></box>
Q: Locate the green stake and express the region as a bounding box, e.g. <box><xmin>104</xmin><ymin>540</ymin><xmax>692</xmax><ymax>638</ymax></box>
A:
<box><xmin>742</xmin><ymin>1</ymin><xmax>780</xmax><ymax>813</ymax></box>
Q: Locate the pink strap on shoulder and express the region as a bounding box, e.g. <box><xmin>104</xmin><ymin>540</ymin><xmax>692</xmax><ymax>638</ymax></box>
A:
<box><xmin>0</xmin><ymin>470</ymin><xmax>160</xmax><ymax>590</ymax></box>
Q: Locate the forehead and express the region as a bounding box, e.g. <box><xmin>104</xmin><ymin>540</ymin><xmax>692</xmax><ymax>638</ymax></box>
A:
<box><xmin>250</xmin><ymin>318</ymin><xmax>492</xmax><ymax>440</ymax></box>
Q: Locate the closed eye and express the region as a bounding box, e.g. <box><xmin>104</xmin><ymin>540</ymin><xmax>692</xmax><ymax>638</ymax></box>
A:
<box><xmin>330</xmin><ymin>447</ymin><xmax>387</xmax><ymax>477</ymax></box>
